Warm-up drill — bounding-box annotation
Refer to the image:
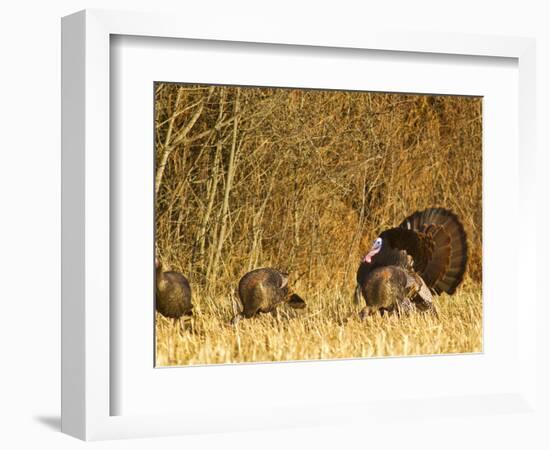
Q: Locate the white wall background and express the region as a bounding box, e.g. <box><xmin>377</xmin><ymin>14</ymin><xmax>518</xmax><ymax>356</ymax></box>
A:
<box><xmin>0</xmin><ymin>1</ymin><xmax>547</xmax><ymax>449</ymax></box>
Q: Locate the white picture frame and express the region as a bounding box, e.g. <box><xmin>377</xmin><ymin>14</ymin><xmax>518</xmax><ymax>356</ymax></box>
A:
<box><xmin>61</xmin><ymin>9</ymin><xmax>537</xmax><ymax>441</ymax></box>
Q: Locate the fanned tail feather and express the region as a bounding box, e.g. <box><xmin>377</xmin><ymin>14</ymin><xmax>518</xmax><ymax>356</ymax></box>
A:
<box><xmin>400</xmin><ymin>208</ymin><xmax>468</xmax><ymax>294</ymax></box>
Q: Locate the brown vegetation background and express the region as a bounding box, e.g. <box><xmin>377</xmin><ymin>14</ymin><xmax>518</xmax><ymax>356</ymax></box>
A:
<box><xmin>154</xmin><ymin>83</ymin><xmax>482</xmax><ymax>365</ymax></box>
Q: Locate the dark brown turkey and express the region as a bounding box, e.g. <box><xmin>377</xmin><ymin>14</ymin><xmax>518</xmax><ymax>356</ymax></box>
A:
<box><xmin>355</xmin><ymin>207</ymin><xmax>467</xmax><ymax>318</ymax></box>
<box><xmin>232</xmin><ymin>268</ymin><xmax>306</xmax><ymax>324</ymax></box>
<box><xmin>155</xmin><ymin>257</ymin><xmax>193</xmax><ymax>319</ymax></box>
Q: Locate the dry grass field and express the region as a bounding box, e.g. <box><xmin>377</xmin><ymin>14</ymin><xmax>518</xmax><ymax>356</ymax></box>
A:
<box><xmin>154</xmin><ymin>83</ymin><xmax>482</xmax><ymax>366</ymax></box>
<box><xmin>156</xmin><ymin>282</ymin><xmax>482</xmax><ymax>366</ymax></box>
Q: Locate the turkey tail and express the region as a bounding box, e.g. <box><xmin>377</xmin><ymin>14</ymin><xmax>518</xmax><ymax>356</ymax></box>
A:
<box><xmin>400</xmin><ymin>208</ymin><xmax>468</xmax><ymax>294</ymax></box>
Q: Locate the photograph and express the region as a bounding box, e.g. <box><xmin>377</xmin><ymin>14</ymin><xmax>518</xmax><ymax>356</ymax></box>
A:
<box><xmin>154</xmin><ymin>83</ymin><xmax>482</xmax><ymax>366</ymax></box>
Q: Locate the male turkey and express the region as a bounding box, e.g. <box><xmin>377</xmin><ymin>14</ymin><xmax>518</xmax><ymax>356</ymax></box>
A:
<box><xmin>232</xmin><ymin>268</ymin><xmax>306</xmax><ymax>324</ymax></box>
<box><xmin>355</xmin><ymin>207</ymin><xmax>468</xmax><ymax>318</ymax></box>
<box><xmin>155</xmin><ymin>257</ymin><xmax>193</xmax><ymax>319</ymax></box>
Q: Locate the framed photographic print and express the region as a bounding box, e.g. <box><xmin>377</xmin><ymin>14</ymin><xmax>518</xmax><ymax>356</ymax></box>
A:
<box><xmin>152</xmin><ymin>83</ymin><xmax>481</xmax><ymax>367</ymax></box>
<box><xmin>61</xmin><ymin>9</ymin><xmax>537</xmax><ymax>441</ymax></box>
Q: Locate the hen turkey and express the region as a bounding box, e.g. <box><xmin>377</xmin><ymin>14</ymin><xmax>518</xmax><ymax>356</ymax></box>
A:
<box><xmin>155</xmin><ymin>257</ymin><xmax>193</xmax><ymax>319</ymax></box>
<box><xmin>232</xmin><ymin>268</ymin><xmax>306</xmax><ymax>324</ymax></box>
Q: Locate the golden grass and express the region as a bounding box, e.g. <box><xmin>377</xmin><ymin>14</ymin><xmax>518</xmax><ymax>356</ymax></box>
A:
<box><xmin>155</xmin><ymin>86</ymin><xmax>483</xmax><ymax>292</ymax></box>
<box><xmin>155</xmin><ymin>282</ymin><xmax>482</xmax><ymax>366</ymax></box>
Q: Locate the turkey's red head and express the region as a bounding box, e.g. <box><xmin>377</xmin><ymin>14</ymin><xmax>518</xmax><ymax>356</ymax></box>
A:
<box><xmin>362</xmin><ymin>237</ymin><xmax>382</xmax><ymax>264</ymax></box>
